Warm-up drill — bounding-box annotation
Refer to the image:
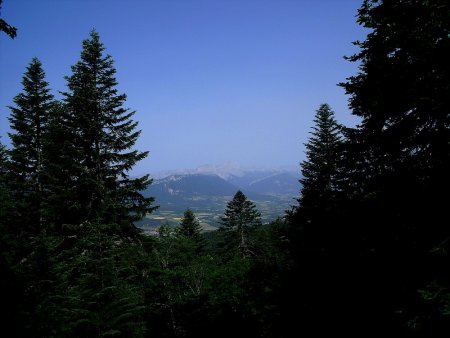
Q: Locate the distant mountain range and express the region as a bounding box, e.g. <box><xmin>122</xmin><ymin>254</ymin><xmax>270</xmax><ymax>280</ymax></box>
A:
<box><xmin>151</xmin><ymin>162</ymin><xmax>298</xmax><ymax>180</ymax></box>
<box><xmin>145</xmin><ymin>164</ymin><xmax>300</xmax><ymax>202</ymax></box>
<box><xmin>139</xmin><ymin>165</ymin><xmax>300</xmax><ymax>229</ymax></box>
<box><xmin>228</xmin><ymin>171</ymin><xmax>299</xmax><ymax>195</ymax></box>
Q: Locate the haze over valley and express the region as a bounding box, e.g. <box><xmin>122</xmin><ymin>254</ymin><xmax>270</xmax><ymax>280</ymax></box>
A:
<box><xmin>139</xmin><ymin>163</ymin><xmax>300</xmax><ymax>231</ymax></box>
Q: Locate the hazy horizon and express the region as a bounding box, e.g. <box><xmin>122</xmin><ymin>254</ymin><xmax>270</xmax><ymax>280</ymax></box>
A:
<box><xmin>0</xmin><ymin>0</ymin><xmax>366</xmax><ymax>173</ymax></box>
<box><xmin>147</xmin><ymin>161</ymin><xmax>300</xmax><ymax>179</ymax></box>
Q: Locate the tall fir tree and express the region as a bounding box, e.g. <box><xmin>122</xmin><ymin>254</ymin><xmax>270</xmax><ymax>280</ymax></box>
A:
<box><xmin>3</xmin><ymin>59</ymin><xmax>55</xmax><ymax>336</ymax></box>
<box><xmin>299</xmin><ymin>103</ymin><xmax>342</xmax><ymax>210</ymax></box>
<box><xmin>61</xmin><ymin>30</ymin><xmax>155</xmax><ymax>227</ymax></box>
<box><xmin>337</xmin><ymin>0</ymin><xmax>450</xmax><ymax>334</ymax></box>
<box><xmin>285</xmin><ymin>103</ymin><xmax>343</xmax><ymax>258</ymax></box>
<box><xmin>7</xmin><ymin>57</ymin><xmax>53</xmax><ymax>231</ymax></box>
<box><xmin>219</xmin><ymin>190</ymin><xmax>261</xmax><ymax>259</ymax></box>
<box><xmin>340</xmin><ymin>0</ymin><xmax>450</xmax><ymax>248</ymax></box>
<box><xmin>177</xmin><ymin>208</ymin><xmax>206</xmax><ymax>253</ymax></box>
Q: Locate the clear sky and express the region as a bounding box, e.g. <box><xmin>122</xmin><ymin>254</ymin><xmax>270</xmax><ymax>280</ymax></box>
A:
<box><xmin>0</xmin><ymin>0</ymin><xmax>366</xmax><ymax>175</ymax></box>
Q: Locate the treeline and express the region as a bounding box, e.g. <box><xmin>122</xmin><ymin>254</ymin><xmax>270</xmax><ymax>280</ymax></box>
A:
<box><xmin>0</xmin><ymin>0</ymin><xmax>449</xmax><ymax>337</ymax></box>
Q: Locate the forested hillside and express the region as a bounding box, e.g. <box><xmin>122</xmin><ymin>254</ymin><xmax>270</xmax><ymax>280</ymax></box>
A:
<box><xmin>0</xmin><ymin>0</ymin><xmax>449</xmax><ymax>337</ymax></box>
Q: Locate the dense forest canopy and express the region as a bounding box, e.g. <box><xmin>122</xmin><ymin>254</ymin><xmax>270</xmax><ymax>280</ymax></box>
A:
<box><xmin>0</xmin><ymin>0</ymin><xmax>449</xmax><ymax>336</ymax></box>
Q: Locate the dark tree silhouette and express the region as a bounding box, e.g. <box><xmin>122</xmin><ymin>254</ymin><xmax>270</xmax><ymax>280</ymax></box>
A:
<box><xmin>0</xmin><ymin>0</ymin><xmax>17</xmax><ymax>39</ymax></box>
<box><xmin>61</xmin><ymin>30</ymin><xmax>155</xmax><ymax>227</ymax></box>
<box><xmin>300</xmin><ymin>103</ymin><xmax>342</xmax><ymax>209</ymax></box>
<box><xmin>219</xmin><ymin>190</ymin><xmax>261</xmax><ymax>258</ymax></box>
<box><xmin>178</xmin><ymin>208</ymin><xmax>206</xmax><ymax>252</ymax></box>
<box><xmin>8</xmin><ymin>58</ymin><xmax>54</xmax><ymax>231</ymax></box>
<box><xmin>337</xmin><ymin>0</ymin><xmax>450</xmax><ymax>334</ymax></box>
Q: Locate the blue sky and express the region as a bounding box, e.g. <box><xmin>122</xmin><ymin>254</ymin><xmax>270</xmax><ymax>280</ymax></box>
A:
<box><xmin>0</xmin><ymin>0</ymin><xmax>366</xmax><ymax>175</ymax></box>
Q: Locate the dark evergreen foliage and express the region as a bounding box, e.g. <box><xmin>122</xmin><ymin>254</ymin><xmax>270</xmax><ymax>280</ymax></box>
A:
<box><xmin>340</xmin><ymin>0</ymin><xmax>450</xmax><ymax>249</ymax></box>
<box><xmin>338</xmin><ymin>0</ymin><xmax>450</xmax><ymax>334</ymax></box>
<box><xmin>43</xmin><ymin>224</ymin><xmax>147</xmax><ymax>337</ymax></box>
<box><xmin>1</xmin><ymin>1</ymin><xmax>449</xmax><ymax>336</ymax></box>
<box><xmin>7</xmin><ymin>57</ymin><xmax>54</xmax><ymax>231</ymax></box>
<box><xmin>0</xmin><ymin>140</ymin><xmax>10</xmax><ymax>203</ymax></box>
<box><xmin>299</xmin><ymin>103</ymin><xmax>342</xmax><ymax>209</ymax></box>
<box><xmin>1</xmin><ymin>32</ymin><xmax>159</xmax><ymax>337</ymax></box>
<box><xmin>281</xmin><ymin>1</ymin><xmax>450</xmax><ymax>336</ymax></box>
<box><xmin>0</xmin><ymin>140</ymin><xmax>20</xmax><ymax>336</ymax></box>
<box><xmin>177</xmin><ymin>208</ymin><xmax>206</xmax><ymax>252</ymax></box>
<box><xmin>0</xmin><ymin>0</ymin><xmax>17</xmax><ymax>39</ymax></box>
<box><xmin>219</xmin><ymin>190</ymin><xmax>261</xmax><ymax>259</ymax></box>
<box><xmin>42</xmin><ymin>102</ymin><xmax>82</xmax><ymax>228</ymax></box>
<box><xmin>61</xmin><ymin>30</ymin><xmax>155</xmax><ymax>227</ymax></box>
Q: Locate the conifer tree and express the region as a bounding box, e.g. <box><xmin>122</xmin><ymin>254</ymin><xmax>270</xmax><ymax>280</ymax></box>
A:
<box><xmin>299</xmin><ymin>103</ymin><xmax>342</xmax><ymax>209</ymax></box>
<box><xmin>4</xmin><ymin>57</ymin><xmax>55</xmax><ymax>332</ymax></box>
<box><xmin>338</xmin><ymin>0</ymin><xmax>450</xmax><ymax>257</ymax></box>
<box><xmin>336</xmin><ymin>0</ymin><xmax>450</xmax><ymax>334</ymax></box>
<box><xmin>219</xmin><ymin>191</ymin><xmax>261</xmax><ymax>258</ymax></box>
<box><xmin>179</xmin><ymin>209</ymin><xmax>202</xmax><ymax>237</ymax></box>
<box><xmin>42</xmin><ymin>102</ymin><xmax>81</xmax><ymax>228</ymax></box>
<box><xmin>340</xmin><ymin>0</ymin><xmax>450</xmax><ymax>233</ymax></box>
<box><xmin>61</xmin><ymin>30</ymin><xmax>155</xmax><ymax>227</ymax></box>
<box><xmin>7</xmin><ymin>57</ymin><xmax>54</xmax><ymax>230</ymax></box>
<box><xmin>286</xmin><ymin>103</ymin><xmax>343</xmax><ymax>261</ymax></box>
<box><xmin>177</xmin><ymin>208</ymin><xmax>206</xmax><ymax>252</ymax></box>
